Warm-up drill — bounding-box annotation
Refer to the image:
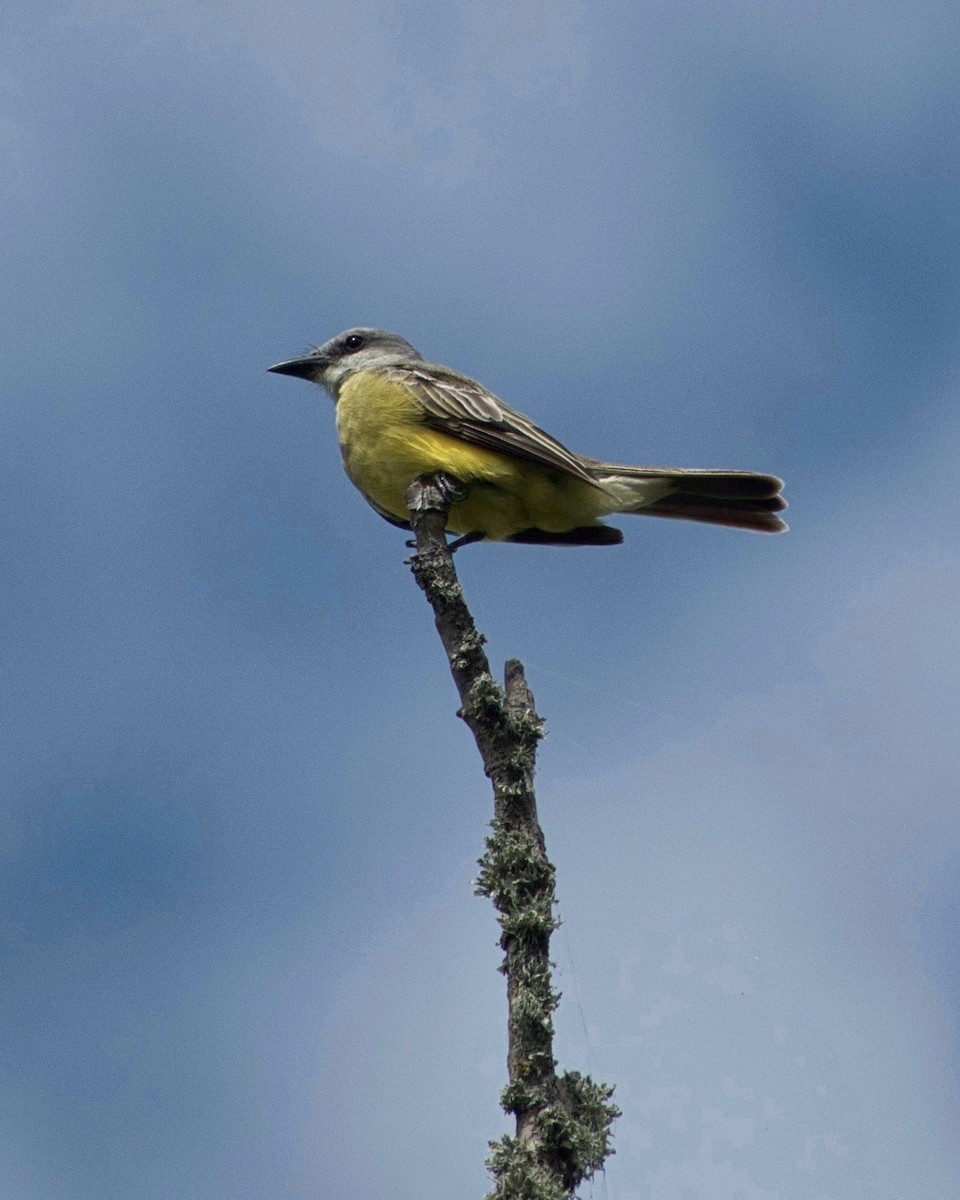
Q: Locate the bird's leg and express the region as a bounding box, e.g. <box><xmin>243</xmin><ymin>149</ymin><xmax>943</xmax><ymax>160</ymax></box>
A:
<box><xmin>405</xmin><ymin>527</ymin><xmax>484</xmax><ymax>552</ymax></box>
<box><xmin>447</xmin><ymin>530</ymin><xmax>485</xmax><ymax>552</ymax></box>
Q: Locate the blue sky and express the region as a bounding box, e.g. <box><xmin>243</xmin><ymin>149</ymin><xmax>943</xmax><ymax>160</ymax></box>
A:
<box><xmin>3</xmin><ymin>1</ymin><xmax>960</xmax><ymax>1197</ymax></box>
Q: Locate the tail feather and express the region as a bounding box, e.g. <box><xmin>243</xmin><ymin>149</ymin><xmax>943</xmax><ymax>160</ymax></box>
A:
<box><xmin>589</xmin><ymin>464</ymin><xmax>788</xmax><ymax>534</ymax></box>
<box><xmin>590</xmin><ymin>462</ymin><xmax>783</xmax><ymax>498</ymax></box>
<box><xmin>635</xmin><ymin>492</ymin><xmax>788</xmax><ymax>533</ymax></box>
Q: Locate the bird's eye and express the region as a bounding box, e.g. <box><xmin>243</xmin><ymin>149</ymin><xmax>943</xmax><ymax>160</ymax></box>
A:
<box><xmin>344</xmin><ymin>334</ymin><xmax>365</xmax><ymax>351</ymax></box>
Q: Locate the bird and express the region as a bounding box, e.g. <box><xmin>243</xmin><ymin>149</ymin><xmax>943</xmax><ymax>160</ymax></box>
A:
<box><xmin>268</xmin><ymin>327</ymin><xmax>787</xmax><ymax>547</ymax></box>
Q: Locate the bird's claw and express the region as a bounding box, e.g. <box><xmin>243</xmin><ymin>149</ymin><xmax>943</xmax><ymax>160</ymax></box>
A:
<box><xmin>405</xmin><ymin>529</ymin><xmax>484</xmax><ymax>556</ymax></box>
<box><xmin>447</xmin><ymin>530</ymin><xmax>485</xmax><ymax>552</ymax></box>
<box><xmin>432</xmin><ymin>472</ymin><xmax>469</xmax><ymax>504</ymax></box>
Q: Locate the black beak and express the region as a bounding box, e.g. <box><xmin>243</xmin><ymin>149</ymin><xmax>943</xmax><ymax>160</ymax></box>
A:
<box><xmin>267</xmin><ymin>355</ymin><xmax>326</xmax><ymax>380</ymax></box>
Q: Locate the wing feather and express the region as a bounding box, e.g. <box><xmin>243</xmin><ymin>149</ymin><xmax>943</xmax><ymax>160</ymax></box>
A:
<box><xmin>388</xmin><ymin>364</ymin><xmax>602</xmax><ymax>488</ymax></box>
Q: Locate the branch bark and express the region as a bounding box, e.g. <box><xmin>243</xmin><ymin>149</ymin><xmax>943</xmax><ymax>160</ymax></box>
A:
<box><xmin>405</xmin><ymin>475</ymin><xmax>619</xmax><ymax>1200</ymax></box>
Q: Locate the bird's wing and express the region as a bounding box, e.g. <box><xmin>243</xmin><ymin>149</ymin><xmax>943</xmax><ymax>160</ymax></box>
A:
<box><xmin>389</xmin><ymin>363</ymin><xmax>603</xmax><ymax>488</ymax></box>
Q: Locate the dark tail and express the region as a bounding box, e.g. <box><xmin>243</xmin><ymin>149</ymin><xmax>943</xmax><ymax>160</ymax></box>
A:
<box><xmin>591</xmin><ymin>465</ymin><xmax>788</xmax><ymax>534</ymax></box>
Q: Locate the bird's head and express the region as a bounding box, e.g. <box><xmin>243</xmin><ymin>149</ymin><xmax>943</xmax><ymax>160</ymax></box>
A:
<box><xmin>268</xmin><ymin>327</ymin><xmax>423</xmax><ymax>397</ymax></box>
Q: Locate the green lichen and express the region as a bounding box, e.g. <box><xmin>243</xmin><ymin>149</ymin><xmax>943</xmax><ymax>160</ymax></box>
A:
<box><xmin>451</xmin><ymin>628</ymin><xmax>488</xmax><ymax>669</ymax></box>
<box><xmin>477</xmin><ymin>811</ymin><xmax>620</xmax><ymax>1196</ymax></box>
<box><xmin>477</xmin><ymin>835</ymin><xmax>551</xmax><ymax>891</ymax></box>
<box><xmin>484</xmin><ymin>1137</ymin><xmax>569</xmax><ymax>1200</ymax></box>
<box><xmin>464</xmin><ymin>673</ymin><xmax>508</xmax><ymax>724</ymax></box>
<box><xmin>485</xmin><ymin>1073</ymin><xmax>620</xmax><ymax>1198</ymax></box>
<box><xmin>542</xmin><ymin>1072</ymin><xmax>620</xmax><ymax>1187</ymax></box>
<box><xmin>509</xmin><ymin>709</ymin><xmax>546</xmax><ymax>749</ymax></box>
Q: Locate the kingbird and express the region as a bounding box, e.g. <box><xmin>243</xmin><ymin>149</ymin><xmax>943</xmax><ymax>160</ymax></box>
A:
<box><xmin>268</xmin><ymin>328</ymin><xmax>787</xmax><ymax>545</ymax></box>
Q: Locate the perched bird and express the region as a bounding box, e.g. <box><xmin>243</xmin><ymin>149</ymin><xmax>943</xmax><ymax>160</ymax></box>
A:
<box><xmin>268</xmin><ymin>328</ymin><xmax>787</xmax><ymax>546</ymax></box>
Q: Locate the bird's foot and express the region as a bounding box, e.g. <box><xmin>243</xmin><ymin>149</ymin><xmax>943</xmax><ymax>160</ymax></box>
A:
<box><xmin>404</xmin><ymin>473</ymin><xmax>477</xmax><ymax>557</ymax></box>
<box><xmin>404</xmin><ymin>472</ymin><xmax>469</xmax><ymax>517</ymax></box>
<box><xmin>405</xmin><ymin>528</ymin><xmax>484</xmax><ymax>554</ymax></box>
<box><xmin>447</xmin><ymin>530</ymin><xmax>485</xmax><ymax>552</ymax></box>
<box><xmin>432</xmin><ymin>472</ymin><xmax>470</xmax><ymax>505</ymax></box>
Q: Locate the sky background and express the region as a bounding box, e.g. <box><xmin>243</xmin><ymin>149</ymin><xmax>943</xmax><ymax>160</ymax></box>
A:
<box><xmin>3</xmin><ymin>1</ymin><xmax>960</xmax><ymax>1197</ymax></box>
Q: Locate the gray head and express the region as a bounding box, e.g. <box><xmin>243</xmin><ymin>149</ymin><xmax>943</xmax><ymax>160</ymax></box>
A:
<box><xmin>268</xmin><ymin>327</ymin><xmax>423</xmax><ymax>397</ymax></box>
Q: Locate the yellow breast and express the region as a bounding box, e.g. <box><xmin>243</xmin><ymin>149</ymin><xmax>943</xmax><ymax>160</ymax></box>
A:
<box><xmin>334</xmin><ymin>370</ymin><xmax>605</xmax><ymax>539</ymax></box>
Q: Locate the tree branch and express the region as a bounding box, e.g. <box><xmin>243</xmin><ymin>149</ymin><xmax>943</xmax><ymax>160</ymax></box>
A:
<box><xmin>405</xmin><ymin>475</ymin><xmax>619</xmax><ymax>1200</ymax></box>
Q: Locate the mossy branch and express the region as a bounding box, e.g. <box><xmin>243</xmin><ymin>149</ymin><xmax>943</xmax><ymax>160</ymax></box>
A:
<box><xmin>405</xmin><ymin>476</ymin><xmax>619</xmax><ymax>1199</ymax></box>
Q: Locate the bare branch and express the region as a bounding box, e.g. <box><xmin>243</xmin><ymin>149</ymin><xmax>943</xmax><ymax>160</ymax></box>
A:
<box><xmin>405</xmin><ymin>476</ymin><xmax>619</xmax><ymax>1199</ymax></box>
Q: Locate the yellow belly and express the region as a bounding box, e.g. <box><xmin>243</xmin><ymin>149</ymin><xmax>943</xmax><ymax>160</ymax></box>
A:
<box><xmin>334</xmin><ymin>370</ymin><xmax>606</xmax><ymax>540</ymax></box>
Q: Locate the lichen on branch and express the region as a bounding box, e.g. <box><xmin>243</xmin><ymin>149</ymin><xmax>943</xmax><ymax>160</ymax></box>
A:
<box><xmin>405</xmin><ymin>476</ymin><xmax>619</xmax><ymax>1198</ymax></box>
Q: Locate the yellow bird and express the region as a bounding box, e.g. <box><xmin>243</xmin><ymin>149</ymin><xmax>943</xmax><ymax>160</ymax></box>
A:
<box><xmin>269</xmin><ymin>328</ymin><xmax>787</xmax><ymax>547</ymax></box>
